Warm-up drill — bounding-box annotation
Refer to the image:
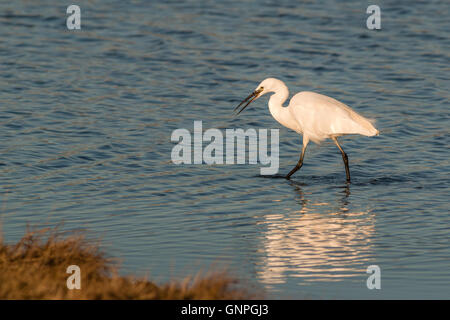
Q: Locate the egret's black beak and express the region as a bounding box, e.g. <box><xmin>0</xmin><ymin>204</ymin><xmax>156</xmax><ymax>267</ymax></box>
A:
<box><xmin>234</xmin><ymin>88</ymin><xmax>263</xmax><ymax>115</ymax></box>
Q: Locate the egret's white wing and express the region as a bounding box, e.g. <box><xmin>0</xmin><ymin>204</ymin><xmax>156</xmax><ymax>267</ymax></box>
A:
<box><xmin>289</xmin><ymin>91</ymin><xmax>378</xmax><ymax>143</ymax></box>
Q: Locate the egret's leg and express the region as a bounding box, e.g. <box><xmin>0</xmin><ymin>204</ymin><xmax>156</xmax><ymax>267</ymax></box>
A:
<box><xmin>332</xmin><ymin>137</ymin><xmax>351</xmax><ymax>182</ymax></box>
<box><xmin>286</xmin><ymin>137</ymin><xmax>309</xmax><ymax>179</ymax></box>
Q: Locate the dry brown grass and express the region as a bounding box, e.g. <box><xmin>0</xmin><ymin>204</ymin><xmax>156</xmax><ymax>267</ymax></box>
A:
<box><xmin>0</xmin><ymin>227</ymin><xmax>253</xmax><ymax>299</ymax></box>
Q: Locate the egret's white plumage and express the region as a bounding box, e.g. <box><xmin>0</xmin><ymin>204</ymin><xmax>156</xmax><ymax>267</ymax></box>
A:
<box><xmin>235</xmin><ymin>78</ymin><xmax>379</xmax><ymax>181</ymax></box>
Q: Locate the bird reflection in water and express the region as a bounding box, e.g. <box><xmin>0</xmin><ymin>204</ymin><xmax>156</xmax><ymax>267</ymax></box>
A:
<box><xmin>256</xmin><ymin>181</ymin><xmax>375</xmax><ymax>286</ymax></box>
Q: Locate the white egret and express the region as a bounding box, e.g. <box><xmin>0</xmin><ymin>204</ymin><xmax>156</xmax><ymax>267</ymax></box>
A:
<box><xmin>234</xmin><ymin>78</ymin><xmax>379</xmax><ymax>182</ymax></box>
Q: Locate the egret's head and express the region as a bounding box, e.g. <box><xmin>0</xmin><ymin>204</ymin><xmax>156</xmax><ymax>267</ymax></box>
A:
<box><xmin>255</xmin><ymin>78</ymin><xmax>282</xmax><ymax>95</ymax></box>
<box><xmin>234</xmin><ymin>78</ymin><xmax>281</xmax><ymax>115</ymax></box>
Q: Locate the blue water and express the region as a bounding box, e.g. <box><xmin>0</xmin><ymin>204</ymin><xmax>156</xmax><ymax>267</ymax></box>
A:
<box><xmin>1</xmin><ymin>1</ymin><xmax>449</xmax><ymax>299</ymax></box>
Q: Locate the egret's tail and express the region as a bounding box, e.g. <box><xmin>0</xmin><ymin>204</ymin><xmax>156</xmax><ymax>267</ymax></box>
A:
<box><xmin>360</xmin><ymin>125</ymin><xmax>379</xmax><ymax>137</ymax></box>
<box><xmin>350</xmin><ymin>115</ymin><xmax>379</xmax><ymax>137</ymax></box>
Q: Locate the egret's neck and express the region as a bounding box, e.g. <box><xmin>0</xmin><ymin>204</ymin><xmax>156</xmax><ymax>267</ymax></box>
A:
<box><xmin>268</xmin><ymin>84</ymin><xmax>293</xmax><ymax>129</ymax></box>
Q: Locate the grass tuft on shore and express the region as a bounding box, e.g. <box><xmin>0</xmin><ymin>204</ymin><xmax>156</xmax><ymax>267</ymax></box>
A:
<box><xmin>0</xmin><ymin>227</ymin><xmax>252</xmax><ymax>299</ymax></box>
